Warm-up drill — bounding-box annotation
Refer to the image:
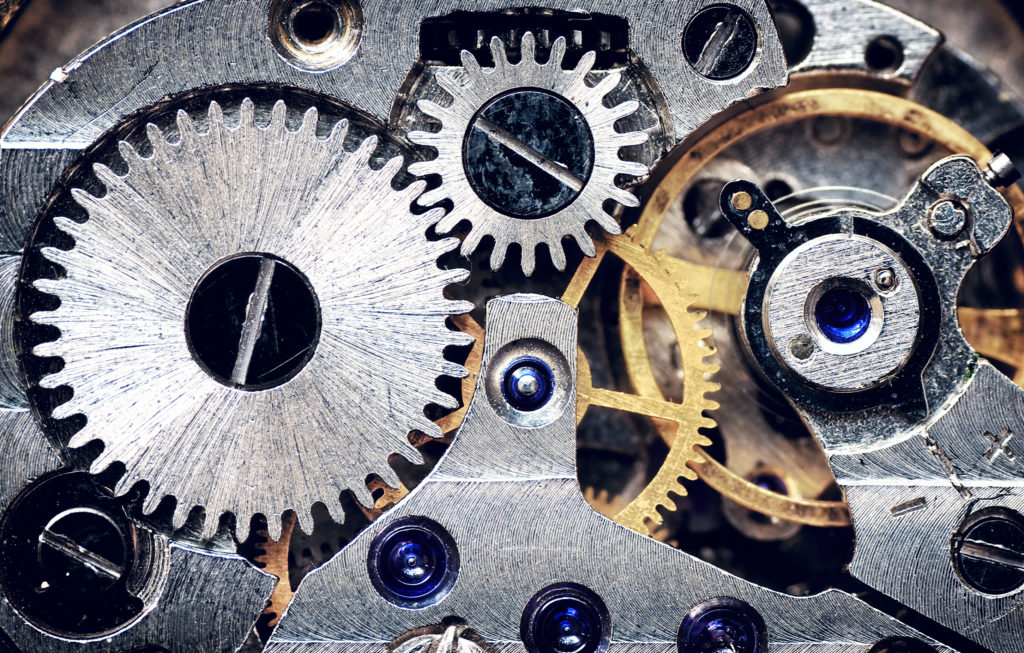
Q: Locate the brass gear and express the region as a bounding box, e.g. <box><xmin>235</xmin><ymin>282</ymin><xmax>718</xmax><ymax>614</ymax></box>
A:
<box><xmin>623</xmin><ymin>87</ymin><xmax>1024</xmax><ymax>528</ymax></box>
<box><xmin>446</xmin><ymin>228</ymin><xmax>720</xmax><ymax>537</ymax></box>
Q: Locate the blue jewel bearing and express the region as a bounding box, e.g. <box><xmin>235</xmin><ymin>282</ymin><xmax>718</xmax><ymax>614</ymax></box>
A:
<box><xmin>367</xmin><ymin>516</ymin><xmax>459</xmax><ymax>608</ymax></box>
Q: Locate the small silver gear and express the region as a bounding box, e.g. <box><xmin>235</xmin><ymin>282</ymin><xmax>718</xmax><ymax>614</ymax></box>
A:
<box><xmin>409</xmin><ymin>32</ymin><xmax>649</xmax><ymax>275</ymax></box>
<box><xmin>30</xmin><ymin>99</ymin><xmax>472</xmax><ymax>541</ymax></box>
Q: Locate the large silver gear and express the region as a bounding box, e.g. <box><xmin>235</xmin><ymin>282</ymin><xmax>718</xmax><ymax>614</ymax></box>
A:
<box><xmin>30</xmin><ymin>98</ymin><xmax>472</xmax><ymax>542</ymax></box>
<box><xmin>409</xmin><ymin>32</ymin><xmax>649</xmax><ymax>275</ymax></box>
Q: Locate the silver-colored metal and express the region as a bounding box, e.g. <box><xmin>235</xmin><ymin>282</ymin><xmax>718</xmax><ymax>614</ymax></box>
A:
<box><xmin>763</xmin><ymin>234</ymin><xmax>920</xmax><ymax>391</ymax></box>
<box><xmin>0</xmin><ymin>537</ymin><xmax>275</xmax><ymax>653</ymax></box>
<box><xmin>754</xmin><ymin>159</ymin><xmax>1022</xmax><ymax>650</ymax></box>
<box><xmin>790</xmin><ymin>0</ymin><xmax>940</xmax><ymax>79</ymax></box>
<box><xmin>927</xmin><ymin>199</ymin><xmax>967</xmax><ymax>238</ymax></box>
<box><xmin>873</xmin><ymin>267</ymin><xmax>897</xmax><ymax>291</ymax></box>
<box><xmin>409</xmin><ymin>33</ymin><xmax>649</xmax><ymax>275</ymax></box>
<box><xmin>28</xmin><ymin>98</ymin><xmax>473</xmax><ymax>541</ymax></box>
<box><xmin>0</xmin><ymin>255</ymin><xmax>27</xmax><ymax>410</ymax></box>
<box><xmin>985</xmin><ymin>151</ymin><xmax>1022</xmax><ymax>188</ymax></box>
<box><xmin>829</xmin><ymin>362</ymin><xmax>1024</xmax><ymax>652</ymax></box>
<box><xmin>0</xmin><ymin>0</ymin><xmax>788</xmax><ymax>252</ymax></box>
<box><xmin>266</xmin><ymin>294</ymin><xmax>951</xmax><ymax>653</ymax></box>
<box><xmin>0</xmin><ymin>399</ymin><xmax>274</xmax><ymax>652</ymax></box>
<box><xmin>787</xmin><ymin>156</ymin><xmax>1013</xmax><ymax>454</ymax></box>
<box><xmin>390</xmin><ymin>622</ymin><xmax>495</xmax><ymax>653</ymax></box>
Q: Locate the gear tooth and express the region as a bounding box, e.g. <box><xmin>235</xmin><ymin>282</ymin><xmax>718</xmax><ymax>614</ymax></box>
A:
<box><xmin>613</xmin><ymin>130</ymin><xmax>650</xmax><ymax>147</ymax></box>
<box><xmin>403</xmin><ymin>179</ymin><xmax>428</xmax><ymax>202</ymax></box>
<box><xmin>488</xmin><ymin>240</ymin><xmax>510</xmax><ymax>272</ymax></box>
<box><xmin>607</xmin><ymin>99</ymin><xmax>641</xmax><ymax>123</ymax></box>
<box><xmin>91</xmin><ymin>163</ymin><xmax>121</xmax><ymax>191</ymax></box>
<box><xmin>416</xmin><ymin>186</ymin><xmax>449</xmax><ymax>208</ymax></box>
<box><xmin>353</xmin><ymin>135</ymin><xmax>378</xmax><ymax>164</ymax></box>
<box><xmin>436</xmin><ymin>71</ymin><xmax>464</xmax><ymax>98</ymax></box>
<box><xmin>300</xmin><ymin>106</ymin><xmax>319</xmax><ymax>134</ymax></box>
<box><xmin>575</xmin><ymin>232</ymin><xmax>597</xmax><ymax>258</ymax></box>
<box><xmin>591</xmin><ymin>72</ymin><xmax>622</xmax><ymax>99</ymax></box>
<box><xmin>592</xmin><ymin>211</ymin><xmax>621</xmax><ymax>235</ymax></box>
<box><xmin>142</xmin><ymin>488</ymin><xmax>163</xmax><ymax>515</ymax></box>
<box><xmin>490</xmin><ymin>35</ymin><xmax>509</xmax><ymax>71</ymax></box>
<box><xmin>117</xmin><ymin>140</ymin><xmax>141</xmax><ymax>165</ymax></box>
<box><xmin>608</xmin><ymin>186</ymin><xmax>640</xmax><ymax>208</ymax></box>
<box><xmin>30</xmin><ymin>335</ymin><xmax>60</xmax><ymax>357</ymax></box>
<box><xmin>408</xmin><ymin>129</ymin><xmax>441</xmax><ymax>148</ymax></box>
<box><xmin>144</xmin><ymin>122</ymin><xmax>167</xmax><ymax>154</ymax></box>
<box><xmin>239</xmin><ymin>97</ymin><xmax>256</xmax><ymax>127</ymax></box>
<box><xmin>176</xmin><ymin>109</ymin><xmax>197</xmax><ymax>144</ymax></box>
<box><xmin>294</xmin><ymin>506</ymin><xmax>315</xmax><ymax>537</ymax></box>
<box><xmin>573</xmin><ymin>50</ymin><xmax>597</xmax><ymax>77</ymax></box>
<box><xmin>459</xmin><ymin>49</ymin><xmax>481</xmax><ymax>76</ymax></box>
<box><xmin>521</xmin><ymin>31</ymin><xmax>537</xmax><ymax>62</ymax></box>
<box><xmin>549</xmin><ymin>35</ymin><xmax>567</xmax><ymax>66</ymax></box>
<box><xmin>430</xmin><ymin>388</ymin><xmax>459</xmax><ymax>411</ymax></box>
<box><xmin>616</xmin><ymin>160</ymin><xmax>649</xmax><ymax>178</ymax></box>
<box><xmin>440</xmin><ymin>360</ymin><xmax>468</xmax><ymax>379</ymax></box>
<box><xmin>328</xmin><ymin>118</ymin><xmax>349</xmax><ymax>144</ymax></box>
<box><xmin>269</xmin><ymin>99</ymin><xmax>287</xmax><ymax>128</ymax></box>
<box><xmin>208</xmin><ymin>100</ymin><xmax>226</xmax><ymax>129</ymax></box>
<box><xmin>379</xmin><ymin>155</ymin><xmax>404</xmax><ymax>182</ymax></box>
<box><xmin>548</xmin><ymin>242</ymin><xmax>567</xmax><ymax>271</ymax></box>
<box><xmin>266</xmin><ymin>512</ymin><xmax>284</xmax><ymax>543</ymax></box>
<box><xmin>67</xmin><ymin>428</ymin><xmax>94</xmax><ymax>449</ymax></box>
<box><xmin>417</xmin><ymin>99</ymin><xmax>451</xmax><ymax>123</ymax></box>
<box><xmin>444</xmin><ymin>267</ymin><xmax>471</xmax><ymax>287</ymax></box>
<box><xmin>378</xmin><ymin>464</ymin><xmax>402</xmax><ymax>490</ymax></box>
<box><xmin>172</xmin><ymin>500</ymin><xmax>192</xmax><ymax>532</ymax></box>
<box><xmin>351</xmin><ymin>483</ymin><xmax>374</xmax><ymax>511</ymax></box>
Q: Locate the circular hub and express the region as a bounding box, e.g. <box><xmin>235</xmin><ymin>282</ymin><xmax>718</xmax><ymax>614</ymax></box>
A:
<box><xmin>677</xmin><ymin>597</ymin><xmax>766</xmax><ymax>653</ymax></box>
<box><xmin>953</xmin><ymin>508</ymin><xmax>1024</xmax><ymax>596</ymax></box>
<box><xmin>814</xmin><ymin>287</ymin><xmax>872</xmax><ymax>344</ymax></box>
<box><xmin>0</xmin><ymin>473</ymin><xmax>154</xmax><ymax>638</ymax></box>
<box><xmin>502</xmin><ymin>357</ymin><xmax>555</xmax><ymax>411</ymax></box>
<box><xmin>367</xmin><ymin>517</ymin><xmax>459</xmax><ymax>608</ymax></box>
<box><xmin>762</xmin><ymin>234</ymin><xmax>920</xmax><ymax>392</ymax></box>
<box><xmin>465</xmin><ymin>90</ymin><xmax>595</xmax><ymax>219</ymax></box>
<box><xmin>185</xmin><ymin>253</ymin><xmax>321</xmax><ymax>390</ymax></box>
<box><xmin>521</xmin><ymin>583</ymin><xmax>610</xmax><ymax>653</ymax></box>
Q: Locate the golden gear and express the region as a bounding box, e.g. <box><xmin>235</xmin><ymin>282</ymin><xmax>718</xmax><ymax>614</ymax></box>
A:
<box><xmin>622</xmin><ymin>87</ymin><xmax>1024</xmax><ymax>528</ymax></box>
<box><xmin>446</xmin><ymin>228</ymin><xmax>720</xmax><ymax>537</ymax></box>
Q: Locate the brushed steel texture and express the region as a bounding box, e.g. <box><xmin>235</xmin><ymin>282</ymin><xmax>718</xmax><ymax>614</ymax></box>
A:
<box><xmin>28</xmin><ymin>98</ymin><xmax>473</xmax><ymax>541</ymax></box>
<box><xmin>265</xmin><ymin>294</ymin><xmax>950</xmax><ymax>653</ymax></box>
<box><xmin>408</xmin><ymin>32</ymin><xmax>648</xmax><ymax>275</ymax></box>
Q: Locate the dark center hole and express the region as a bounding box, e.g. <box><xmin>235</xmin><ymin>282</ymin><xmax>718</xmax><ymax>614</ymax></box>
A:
<box><xmin>291</xmin><ymin>1</ymin><xmax>338</xmax><ymax>45</ymax></box>
<box><xmin>185</xmin><ymin>254</ymin><xmax>321</xmax><ymax>390</ymax></box>
<box><xmin>37</xmin><ymin>509</ymin><xmax>127</xmax><ymax>592</ymax></box>
<box><xmin>865</xmin><ymin>35</ymin><xmax>904</xmax><ymax>73</ymax></box>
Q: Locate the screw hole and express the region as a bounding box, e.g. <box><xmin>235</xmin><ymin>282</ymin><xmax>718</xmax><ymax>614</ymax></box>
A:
<box><xmin>865</xmin><ymin>35</ymin><xmax>904</xmax><ymax>74</ymax></box>
<box><xmin>763</xmin><ymin>178</ymin><xmax>793</xmax><ymax>201</ymax></box>
<box><xmin>269</xmin><ymin>0</ymin><xmax>363</xmax><ymax>72</ymax></box>
<box><xmin>769</xmin><ymin>0</ymin><xmax>815</xmax><ymax>66</ymax></box>
<box><xmin>290</xmin><ymin>2</ymin><xmax>338</xmax><ymax>45</ymax></box>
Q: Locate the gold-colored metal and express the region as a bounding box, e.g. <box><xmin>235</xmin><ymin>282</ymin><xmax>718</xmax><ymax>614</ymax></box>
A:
<box><xmin>441</xmin><ymin>229</ymin><xmax>719</xmax><ymax>537</ymax></box>
<box><xmin>731</xmin><ymin>191</ymin><xmax>752</xmax><ymax>211</ymax></box>
<box><xmin>252</xmin><ymin>513</ymin><xmax>297</xmax><ymax>628</ymax></box>
<box><xmin>0</xmin><ymin>0</ymin><xmax>25</xmax><ymax>33</ymax></box>
<box><xmin>622</xmin><ymin>87</ymin><xmax>1024</xmax><ymax>529</ymax></box>
<box><xmin>959</xmin><ymin>307</ymin><xmax>1024</xmax><ymax>386</ymax></box>
<box><xmin>747</xmin><ymin>209</ymin><xmax>769</xmax><ymax>230</ymax></box>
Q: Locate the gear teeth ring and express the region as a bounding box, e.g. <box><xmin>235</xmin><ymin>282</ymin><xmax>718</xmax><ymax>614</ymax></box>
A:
<box><xmin>27</xmin><ymin>98</ymin><xmax>473</xmax><ymax>542</ymax></box>
<box><xmin>409</xmin><ymin>32</ymin><xmax>650</xmax><ymax>276</ymax></box>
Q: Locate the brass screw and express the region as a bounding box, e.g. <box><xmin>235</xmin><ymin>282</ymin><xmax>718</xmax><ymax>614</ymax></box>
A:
<box><xmin>730</xmin><ymin>191</ymin><xmax>752</xmax><ymax>211</ymax></box>
<box><xmin>748</xmin><ymin>210</ymin><xmax>769</xmax><ymax>230</ymax></box>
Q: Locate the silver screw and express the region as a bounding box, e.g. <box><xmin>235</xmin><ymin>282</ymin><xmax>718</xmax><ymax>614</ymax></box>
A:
<box><xmin>928</xmin><ymin>200</ymin><xmax>967</xmax><ymax>239</ymax></box>
<box><xmin>984</xmin><ymin>152</ymin><xmax>1021</xmax><ymax>188</ymax></box>
<box><xmin>874</xmin><ymin>267</ymin><xmax>897</xmax><ymax>292</ymax></box>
